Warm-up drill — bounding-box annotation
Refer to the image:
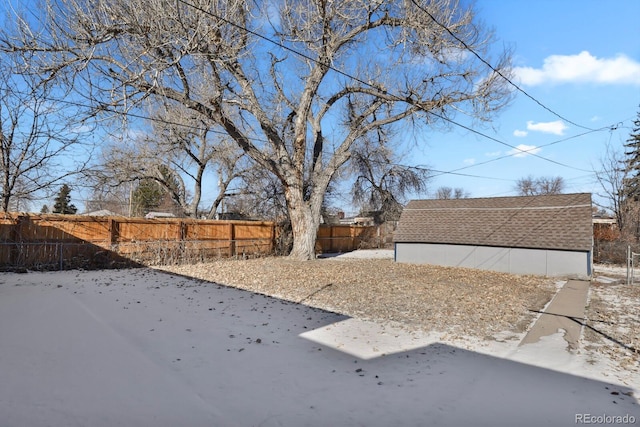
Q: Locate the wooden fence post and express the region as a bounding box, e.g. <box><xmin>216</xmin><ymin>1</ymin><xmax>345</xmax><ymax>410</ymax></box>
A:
<box><xmin>229</xmin><ymin>222</ymin><xmax>235</xmax><ymax>257</ymax></box>
<box><xmin>9</xmin><ymin>214</ymin><xmax>23</xmax><ymax>266</ymax></box>
<box><xmin>108</xmin><ymin>218</ymin><xmax>118</xmax><ymax>246</ymax></box>
<box><xmin>352</xmin><ymin>225</ymin><xmax>356</xmax><ymax>250</ymax></box>
<box><xmin>270</xmin><ymin>223</ymin><xmax>275</xmax><ymax>254</ymax></box>
<box><xmin>330</xmin><ymin>225</ymin><xmax>335</xmax><ymax>252</ymax></box>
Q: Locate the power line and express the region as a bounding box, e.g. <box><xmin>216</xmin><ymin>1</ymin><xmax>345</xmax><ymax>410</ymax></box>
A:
<box><xmin>428</xmin><ymin>125</ymin><xmax>610</xmax><ymax>177</ymax></box>
<box><xmin>174</xmin><ymin>0</ymin><xmax>601</xmax><ymax>172</ymax></box>
<box><xmin>5</xmin><ymin>81</ymin><xmax>626</xmax><ymax>185</ymax></box>
<box><xmin>408</xmin><ymin>0</ymin><xmax>595</xmax><ymax>131</ymax></box>
<box><xmin>3</xmin><ymin>1</ymin><xmax>628</xmax><ymax>185</ymax></box>
<box><xmin>3</xmin><ymin>86</ymin><xmax>620</xmax><ymax>192</ymax></box>
<box><xmin>426</xmin><ymin>110</ymin><xmax>599</xmax><ymax>173</ymax></box>
<box><xmin>5</xmin><ymin>0</ymin><xmax>605</xmax><ymax>179</ymax></box>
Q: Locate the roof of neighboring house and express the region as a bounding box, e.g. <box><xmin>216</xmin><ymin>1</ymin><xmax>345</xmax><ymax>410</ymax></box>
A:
<box><xmin>592</xmin><ymin>217</ymin><xmax>616</xmax><ymax>224</ymax></box>
<box><xmin>394</xmin><ymin>193</ymin><xmax>592</xmax><ymax>252</ymax></box>
<box><xmin>83</xmin><ymin>210</ymin><xmax>121</xmax><ymax>217</ymax></box>
<box><xmin>145</xmin><ymin>212</ymin><xmax>177</xmax><ymax>219</ymax></box>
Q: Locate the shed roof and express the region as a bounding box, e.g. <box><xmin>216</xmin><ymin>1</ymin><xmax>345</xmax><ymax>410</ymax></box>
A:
<box><xmin>394</xmin><ymin>193</ymin><xmax>592</xmax><ymax>252</ymax></box>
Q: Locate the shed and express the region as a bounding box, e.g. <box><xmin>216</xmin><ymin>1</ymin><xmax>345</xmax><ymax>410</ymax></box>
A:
<box><xmin>394</xmin><ymin>193</ymin><xmax>593</xmax><ymax>278</ymax></box>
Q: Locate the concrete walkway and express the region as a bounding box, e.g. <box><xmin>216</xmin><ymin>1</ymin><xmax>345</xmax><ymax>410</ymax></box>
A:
<box><xmin>520</xmin><ymin>280</ymin><xmax>591</xmax><ymax>350</ymax></box>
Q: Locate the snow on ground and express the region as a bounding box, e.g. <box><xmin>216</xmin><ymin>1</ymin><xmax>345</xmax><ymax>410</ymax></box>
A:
<box><xmin>318</xmin><ymin>248</ymin><xmax>395</xmax><ymax>259</ymax></box>
<box><xmin>0</xmin><ymin>256</ymin><xmax>638</xmax><ymax>426</ymax></box>
<box><xmin>594</xmin><ymin>263</ymin><xmax>628</xmax><ymax>278</ymax></box>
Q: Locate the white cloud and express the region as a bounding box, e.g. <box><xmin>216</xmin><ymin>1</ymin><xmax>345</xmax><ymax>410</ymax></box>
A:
<box><xmin>70</xmin><ymin>124</ymin><xmax>93</xmax><ymax>134</ymax></box>
<box><xmin>507</xmin><ymin>144</ymin><xmax>541</xmax><ymax>158</ymax></box>
<box><xmin>513</xmin><ymin>129</ymin><xmax>528</xmax><ymax>137</ymax></box>
<box><xmin>526</xmin><ymin>120</ymin><xmax>568</xmax><ymax>135</ymax></box>
<box><xmin>463</xmin><ymin>158</ymin><xmax>475</xmax><ymax>165</ymax></box>
<box><xmin>485</xmin><ymin>151</ymin><xmax>501</xmax><ymax>157</ymax></box>
<box><xmin>513</xmin><ymin>51</ymin><xmax>640</xmax><ymax>86</ymax></box>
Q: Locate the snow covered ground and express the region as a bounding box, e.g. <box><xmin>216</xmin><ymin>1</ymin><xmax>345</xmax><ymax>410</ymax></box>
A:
<box><xmin>0</xmin><ymin>260</ymin><xmax>638</xmax><ymax>426</ymax></box>
<box><xmin>318</xmin><ymin>248</ymin><xmax>395</xmax><ymax>259</ymax></box>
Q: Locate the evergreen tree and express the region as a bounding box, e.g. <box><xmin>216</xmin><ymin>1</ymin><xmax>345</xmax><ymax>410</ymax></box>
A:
<box><xmin>40</xmin><ymin>204</ymin><xmax>49</xmax><ymax>214</ymax></box>
<box><xmin>52</xmin><ymin>184</ymin><xmax>78</xmax><ymax>214</ymax></box>
<box><xmin>131</xmin><ymin>179</ymin><xmax>164</xmax><ymax>217</ymax></box>
<box><xmin>622</xmin><ymin>108</ymin><xmax>640</xmax><ymax>200</ymax></box>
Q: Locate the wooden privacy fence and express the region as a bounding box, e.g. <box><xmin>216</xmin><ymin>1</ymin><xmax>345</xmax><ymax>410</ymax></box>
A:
<box><xmin>315</xmin><ymin>224</ymin><xmax>381</xmax><ymax>253</ymax></box>
<box><xmin>0</xmin><ymin>213</ymin><xmax>381</xmax><ymax>270</ymax></box>
<box><xmin>0</xmin><ymin>213</ymin><xmax>276</xmax><ymax>269</ymax></box>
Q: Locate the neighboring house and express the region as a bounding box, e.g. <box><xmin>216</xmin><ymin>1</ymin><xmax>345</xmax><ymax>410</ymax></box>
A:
<box><xmin>83</xmin><ymin>210</ymin><xmax>121</xmax><ymax>217</ymax></box>
<box><xmin>592</xmin><ymin>216</ymin><xmax>619</xmax><ymax>241</ymax></box>
<box><xmin>144</xmin><ymin>212</ymin><xmax>177</xmax><ymax>219</ymax></box>
<box><xmin>394</xmin><ymin>193</ymin><xmax>593</xmax><ymax>278</ymax></box>
<box><xmin>322</xmin><ymin>211</ymin><xmax>377</xmax><ymax>226</ymax></box>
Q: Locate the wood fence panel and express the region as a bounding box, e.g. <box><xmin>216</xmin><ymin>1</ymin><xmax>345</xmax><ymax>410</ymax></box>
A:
<box><xmin>117</xmin><ymin>220</ymin><xmax>182</xmax><ymax>242</ymax></box>
<box><xmin>0</xmin><ymin>217</ymin><xmax>14</xmax><ymax>263</ymax></box>
<box><xmin>184</xmin><ymin>222</ymin><xmax>231</xmax><ymax>240</ymax></box>
<box><xmin>0</xmin><ymin>216</ymin><xmax>16</xmax><ymax>241</ymax></box>
<box><xmin>39</xmin><ymin>217</ymin><xmax>112</xmax><ymax>244</ymax></box>
<box><xmin>233</xmin><ymin>223</ymin><xmax>273</xmax><ymax>239</ymax></box>
<box><xmin>315</xmin><ymin>225</ymin><xmax>371</xmax><ymax>253</ymax></box>
<box><xmin>183</xmin><ymin>240</ymin><xmax>233</xmax><ymax>259</ymax></box>
<box><xmin>17</xmin><ymin>217</ymin><xmax>72</xmax><ymax>241</ymax></box>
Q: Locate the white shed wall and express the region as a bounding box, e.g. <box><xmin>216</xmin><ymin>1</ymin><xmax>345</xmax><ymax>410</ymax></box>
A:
<box><xmin>394</xmin><ymin>243</ymin><xmax>591</xmax><ymax>278</ymax></box>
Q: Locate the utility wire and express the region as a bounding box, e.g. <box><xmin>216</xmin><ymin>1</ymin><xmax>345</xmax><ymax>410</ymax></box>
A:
<box><xmin>174</xmin><ymin>0</ymin><xmax>600</xmax><ymax>172</ymax></box>
<box><xmin>426</xmin><ymin>109</ymin><xmax>598</xmax><ymax>173</ymax></box>
<box><xmin>4</xmin><ymin>82</ymin><xmax>625</xmax><ymax>184</ymax></box>
<box><xmin>409</xmin><ymin>0</ymin><xmax>595</xmax><ymax>131</ymax></box>
<box><xmin>4</xmin><ymin>0</ymin><xmax>622</xmax><ymax>211</ymax></box>
<box><xmin>6</xmin><ymin>0</ymin><xmax>600</xmax><ymax>179</ymax></box>
<box><xmin>428</xmin><ymin>125</ymin><xmax>610</xmax><ymax>177</ymax></box>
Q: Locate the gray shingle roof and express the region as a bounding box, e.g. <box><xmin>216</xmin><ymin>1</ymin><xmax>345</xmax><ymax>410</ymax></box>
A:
<box><xmin>394</xmin><ymin>193</ymin><xmax>592</xmax><ymax>252</ymax></box>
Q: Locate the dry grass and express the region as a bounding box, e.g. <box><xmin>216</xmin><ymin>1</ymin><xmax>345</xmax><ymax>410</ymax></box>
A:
<box><xmin>156</xmin><ymin>257</ymin><xmax>557</xmax><ymax>339</ymax></box>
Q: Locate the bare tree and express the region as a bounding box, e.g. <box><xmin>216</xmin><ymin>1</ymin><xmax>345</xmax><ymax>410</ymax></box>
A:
<box><xmin>515</xmin><ymin>175</ymin><xmax>565</xmax><ymax>196</ymax></box>
<box><xmin>595</xmin><ymin>114</ymin><xmax>640</xmax><ymax>238</ymax></box>
<box><xmin>514</xmin><ymin>176</ymin><xmax>535</xmax><ymax>196</ymax></box>
<box><xmin>222</xmin><ymin>165</ymin><xmax>288</xmax><ymax>221</ymax></box>
<box><xmin>2</xmin><ymin>0</ymin><xmax>513</xmax><ymax>259</ymax></box>
<box><xmin>536</xmin><ymin>176</ymin><xmax>565</xmax><ymax>195</ymax></box>
<box><xmin>150</xmin><ymin>103</ymin><xmax>250</xmax><ymax>218</ymax></box>
<box><xmin>349</xmin><ymin>140</ymin><xmax>430</xmax><ymax>221</ymax></box>
<box><xmin>94</xmin><ymin>106</ymin><xmax>248</xmax><ymax>218</ymax></box>
<box><xmin>205</xmin><ymin>143</ymin><xmax>249</xmax><ymax>219</ymax></box>
<box><xmin>0</xmin><ymin>57</ymin><xmax>87</xmax><ymax>212</ymax></box>
<box><xmin>594</xmin><ymin>143</ymin><xmax>628</xmax><ymax>231</ymax></box>
<box><xmin>435</xmin><ymin>186</ymin><xmax>470</xmax><ymax>199</ymax></box>
<box><xmin>84</xmin><ymin>184</ymin><xmax>130</xmax><ymax>216</ymax></box>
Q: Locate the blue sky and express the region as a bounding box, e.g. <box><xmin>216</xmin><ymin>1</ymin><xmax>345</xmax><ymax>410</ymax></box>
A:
<box><xmin>418</xmin><ymin>0</ymin><xmax>640</xmax><ymax>205</ymax></box>
<box><xmin>5</xmin><ymin>0</ymin><xmax>638</xmax><ymax>213</ymax></box>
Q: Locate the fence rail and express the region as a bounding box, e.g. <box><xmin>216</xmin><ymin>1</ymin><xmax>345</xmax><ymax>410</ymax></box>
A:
<box><xmin>0</xmin><ymin>213</ymin><xmax>385</xmax><ymax>270</ymax></box>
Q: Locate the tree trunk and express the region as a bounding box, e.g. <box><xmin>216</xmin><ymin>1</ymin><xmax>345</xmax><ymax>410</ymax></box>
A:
<box><xmin>285</xmin><ymin>186</ymin><xmax>323</xmax><ymax>260</ymax></box>
<box><xmin>288</xmin><ymin>204</ymin><xmax>317</xmax><ymax>260</ymax></box>
<box><xmin>2</xmin><ymin>172</ymin><xmax>10</xmax><ymax>212</ymax></box>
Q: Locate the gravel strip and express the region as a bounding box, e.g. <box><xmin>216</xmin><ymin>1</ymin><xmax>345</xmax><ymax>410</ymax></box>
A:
<box><xmin>156</xmin><ymin>256</ymin><xmax>557</xmax><ymax>339</ymax></box>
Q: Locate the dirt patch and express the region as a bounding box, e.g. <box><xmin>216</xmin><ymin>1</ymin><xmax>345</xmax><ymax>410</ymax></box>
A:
<box><xmin>156</xmin><ymin>257</ymin><xmax>557</xmax><ymax>339</ymax></box>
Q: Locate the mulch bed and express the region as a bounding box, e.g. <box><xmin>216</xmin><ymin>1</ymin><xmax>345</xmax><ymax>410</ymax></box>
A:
<box><xmin>157</xmin><ymin>257</ymin><xmax>557</xmax><ymax>339</ymax></box>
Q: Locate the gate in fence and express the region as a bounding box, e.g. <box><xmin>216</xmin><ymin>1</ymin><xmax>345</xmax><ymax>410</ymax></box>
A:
<box><xmin>626</xmin><ymin>245</ymin><xmax>640</xmax><ymax>285</ymax></box>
